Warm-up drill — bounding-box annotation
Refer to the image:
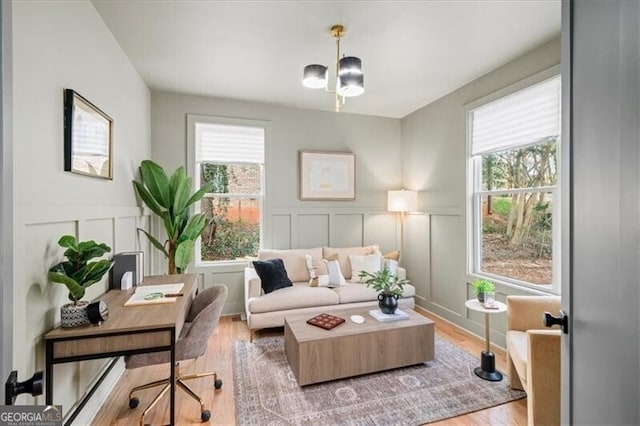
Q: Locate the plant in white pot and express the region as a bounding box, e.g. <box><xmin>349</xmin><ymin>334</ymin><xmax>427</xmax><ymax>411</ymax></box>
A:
<box><xmin>48</xmin><ymin>235</ymin><xmax>114</xmax><ymax>327</ymax></box>
<box><xmin>358</xmin><ymin>266</ymin><xmax>410</xmax><ymax>314</ymax></box>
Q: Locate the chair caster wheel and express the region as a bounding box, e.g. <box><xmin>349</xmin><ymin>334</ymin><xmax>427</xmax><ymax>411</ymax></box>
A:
<box><xmin>201</xmin><ymin>409</ymin><xmax>211</xmax><ymax>422</ymax></box>
<box><xmin>128</xmin><ymin>397</ymin><xmax>139</xmax><ymax>409</ymax></box>
<box><xmin>214</xmin><ymin>379</ymin><xmax>223</xmax><ymax>389</ymax></box>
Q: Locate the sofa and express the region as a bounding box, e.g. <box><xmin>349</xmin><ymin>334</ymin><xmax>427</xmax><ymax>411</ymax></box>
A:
<box><xmin>506</xmin><ymin>295</ymin><xmax>561</xmax><ymax>426</ymax></box>
<box><xmin>244</xmin><ymin>245</ymin><xmax>416</xmax><ymax>340</ymax></box>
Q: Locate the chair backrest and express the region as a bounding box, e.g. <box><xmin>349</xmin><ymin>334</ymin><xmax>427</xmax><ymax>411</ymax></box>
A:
<box><xmin>177</xmin><ymin>285</ymin><xmax>228</xmax><ymax>360</ymax></box>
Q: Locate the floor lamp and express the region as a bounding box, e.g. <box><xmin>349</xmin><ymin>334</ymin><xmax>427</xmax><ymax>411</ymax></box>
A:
<box><xmin>387</xmin><ymin>190</ymin><xmax>418</xmax><ymax>260</ymax></box>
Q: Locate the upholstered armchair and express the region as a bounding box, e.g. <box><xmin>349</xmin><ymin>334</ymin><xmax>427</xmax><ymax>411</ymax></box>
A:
<box><xmin>506</xmin><ymin>295</ymin><xmax>561</xmax><ymax>426</ymax></box>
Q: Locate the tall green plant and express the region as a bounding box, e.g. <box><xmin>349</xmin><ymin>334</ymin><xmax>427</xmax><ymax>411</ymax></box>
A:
<box><xmin>133</xmin><ymin>160</ymin><xmax>214</xmax><ymax>274</ymax></box>
<box><xmin>48</xmin><ymin>235</ymin><xmax>114</xmax><ymax>304</ymax></box>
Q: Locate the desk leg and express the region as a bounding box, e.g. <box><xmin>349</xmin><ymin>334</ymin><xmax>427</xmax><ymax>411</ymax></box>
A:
<box><xmin>170</xmin><ymin>328</ymin><xmax>176</xmax><ymax>425</ymax></box>
<box><xmin>45</xmin><ymin>340</ymin><xmax>53</xmax><ymax>405</ymax></box>
<box><xmin>474</xmin><ymin>312</ymin><xmax>503</xmax><ymax>381</ymax></box>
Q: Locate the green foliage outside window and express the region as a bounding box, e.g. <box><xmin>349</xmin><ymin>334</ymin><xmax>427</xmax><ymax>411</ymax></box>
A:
<box><xmin>200</xmin><ymin>163</ymin><xmax>261</xmax><ymax>261</ymax></box>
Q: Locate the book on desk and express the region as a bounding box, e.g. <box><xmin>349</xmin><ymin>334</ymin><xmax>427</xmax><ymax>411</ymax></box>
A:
<box><xmin>124</xmin><ymin>283</ymin><xmax>184</xmax><ymax>306</ymax></box>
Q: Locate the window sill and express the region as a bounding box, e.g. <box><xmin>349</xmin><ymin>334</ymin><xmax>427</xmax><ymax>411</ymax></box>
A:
<box><xmin>194</xmin><ymin>260</ymin><xmax>249</xmax><ymax>274</ymax></box>
<box><xmin>467</xmin><ymin>272</ymin><xmax>559</xmax><ymax>295</ymax></box>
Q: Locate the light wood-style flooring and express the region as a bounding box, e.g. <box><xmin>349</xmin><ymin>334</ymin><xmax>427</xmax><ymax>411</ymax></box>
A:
<box><xmin>92</xmin><ymin>309</ymin><xmax>526</xmax><ymax>425</ymax></box>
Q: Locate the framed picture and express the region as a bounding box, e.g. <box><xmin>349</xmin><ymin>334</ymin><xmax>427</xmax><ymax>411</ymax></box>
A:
<box><xmin>299</xmin><ymin>150</ymin><xmax>356</xmax><ymax>200</ymax></box>
<box><xmin>64</xmin><ymin>89</ymin><xmax>113</xmax><ymax>179</ymax></box>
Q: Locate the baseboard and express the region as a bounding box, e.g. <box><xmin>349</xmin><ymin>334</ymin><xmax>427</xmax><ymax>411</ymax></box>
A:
<box><xmin>64</xmin><ymin>358</ymin><xmax>125</xmax><ymax>425</ymax></box>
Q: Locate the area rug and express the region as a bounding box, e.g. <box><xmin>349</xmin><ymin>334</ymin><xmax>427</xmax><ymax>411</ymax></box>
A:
<box><xmin>233</xmin><ymin>335</ymin><xmax>525</xmax><ymax>425</ymax></box>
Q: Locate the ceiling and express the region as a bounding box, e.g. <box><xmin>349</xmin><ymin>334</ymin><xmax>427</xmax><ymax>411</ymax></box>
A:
<box><xmin>92</xmin><ymin>1</ymin><xmax>560</xmax><ymax>119</ymax></box>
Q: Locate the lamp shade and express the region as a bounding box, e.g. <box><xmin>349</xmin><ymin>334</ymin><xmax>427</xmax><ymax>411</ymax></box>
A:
<box><xmin>303</xmin><ymin>64</ymin><xmax>328</xmax><ymax>89</ymax></box>
<box><xmin>337</xmin><ymin>73</ymin><xmax>364</xmax><ymax>97</ymax></box>
<box><xmin>338</xmin><ymin>56</ymin><xmax>362</xmax><ymax>75</ymax></box>
<box><xmin>388</xmin><ymin>190</ymin><xmax>417</xmax><ymax>212</ymax></box>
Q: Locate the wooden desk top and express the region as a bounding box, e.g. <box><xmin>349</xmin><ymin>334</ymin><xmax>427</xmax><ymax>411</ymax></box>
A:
<box><xmin>45</xmin><ymin>274</ymin><xmax>196</xmax><ymax>340</ymax></box>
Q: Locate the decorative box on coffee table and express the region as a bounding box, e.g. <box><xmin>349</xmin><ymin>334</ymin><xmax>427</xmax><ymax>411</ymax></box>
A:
<box><xmin>284</xmin><ymin>307</ymin><xmax>434</xmax><ymax>386</ymax></box>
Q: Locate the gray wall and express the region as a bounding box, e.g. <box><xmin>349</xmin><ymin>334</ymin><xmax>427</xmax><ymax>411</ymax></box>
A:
<box><xmin>151</xmin><ymin>92</ymin><xmax>402</xmax><ymax>314</ymax></box>
<box><xmin>12</xmin><ymin>0</ymin><xmax>150</xmax><ymax>414</ymax></box>
<box><xmin>401</xmin><ymin>38</ymin><xmax>561</xmax><ymax>347</ymax></box>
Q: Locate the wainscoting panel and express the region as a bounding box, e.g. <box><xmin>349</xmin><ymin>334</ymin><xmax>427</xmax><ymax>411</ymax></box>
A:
<box><xmin>404</xmin><ymin>214</ymin><xmax>429</xmax><ymax>302</ymax></box>
<box><xmin>114</xmin><ymin>216</ymin><xmax>138</xmax><ymax>253</ymax></box>
<box><xmin>271</xmin><ymin>214</ymin><xmax>292</xmax><ymax>249</ymax></box>
<box><xmin>428</xmin><ymin>214</ymin><xmax>464</xmax><ymax>318</ymax></box>
<box><xmin>332</xmin><ymin>214</ymin><xmax>364</xmax><ymax>248</ymax></box>
<box><xmin>297</xmin><ymin>214</ymin><xmax>330</xmax><ymax>248</ymax></box>
<box><xmin>202</xmin><ymin>271</ymin><xmax>245</xmax><ymax>315</ymax></box>
<box><xmin>363</xmin><ymin>213</ymin><xmax>397</xmax><ymax>253</ymax></box>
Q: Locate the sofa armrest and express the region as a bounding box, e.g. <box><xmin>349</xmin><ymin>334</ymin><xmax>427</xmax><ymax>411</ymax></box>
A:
<box><xmin>244</xmin><ymin>267</ymin><xmax>261</xmax><ymax>300</ymax></box>
<box><xmin>507</xmin><ymin>295</ymin><xmax>561</xmax><ymax>332</ymax></box>
<box><xmin>397</xmin><ymin>266</ymin><xmax>406</xmax><ymax>280</ymax></box>
<box><xmin>526</xmin><ymin>329</ymin><xmax>561</xmax><ymax>424</ymax></box>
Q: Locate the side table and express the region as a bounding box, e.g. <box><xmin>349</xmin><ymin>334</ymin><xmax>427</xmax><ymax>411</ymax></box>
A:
<box><xmin>465</xmin><ymin>298</ymin><xmax>507</xmax><ymax>381</ymax></box>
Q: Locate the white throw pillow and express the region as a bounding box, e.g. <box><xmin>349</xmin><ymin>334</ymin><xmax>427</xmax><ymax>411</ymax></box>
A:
<box><xmin>381</xmin><ymin>258</ymin><xmax>399</xmax><ymax>276</ymax></box>
<box><xmin>305</xmin><ymin>254</ymin><xmax>316</xmax><ymax>279</ymax></box>
<box><xmin>349</xmin><ymin>253</ymin><xmax>383</xmax><ymax>283</ymax></box>
<box><xmin>324</xmin><ymin>259</ymin><xmax>346</xmax><ymax>287</ymax></box>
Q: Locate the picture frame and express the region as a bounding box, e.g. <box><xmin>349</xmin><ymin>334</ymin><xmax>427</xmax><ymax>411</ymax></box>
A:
<box><xmin>64</xmin><ymin>89</ymin><xmax>113</xmax><ymax>179</ymax></box>
<box><xmin>299</xmin><ymin>150</ymin><xmax>356</xmax><ymax>200</ymax></box>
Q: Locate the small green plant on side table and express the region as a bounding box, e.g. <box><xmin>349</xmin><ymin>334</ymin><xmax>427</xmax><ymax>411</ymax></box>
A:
<box><xmin>472</xmin><ymin>279</ymin><xmax>495</xmax><ymax>303</ymax></box>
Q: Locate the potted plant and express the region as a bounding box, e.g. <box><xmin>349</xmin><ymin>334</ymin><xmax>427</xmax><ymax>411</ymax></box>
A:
<box><xmin>48</xmin><ymin>235</ymin><xmax>114</xmax><ymax>327</ymax></box>
<box><xmin>472</xmin><ymin>278</ymin><xmax>495</xmax><ymax>303</ymax></box>
<box><xmin>358</xmin><ymin>266</ymin><xmax>410</xmax><ymax>314</ymax></box>
<box><xmin>133</xmin><ymin>160</ymin><xmax>214</xmax><ymax>274</ymax></box>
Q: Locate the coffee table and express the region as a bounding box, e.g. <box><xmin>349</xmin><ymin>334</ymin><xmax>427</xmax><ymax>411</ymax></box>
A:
<box><xmin>284</xmin><ymin>307</ymin><xmax>434</xmax><ymax>386</ymax></box>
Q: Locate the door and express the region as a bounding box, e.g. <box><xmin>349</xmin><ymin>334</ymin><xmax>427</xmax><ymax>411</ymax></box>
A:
<box><xmin>0</xmin><ymin>0</ymin><xmax>13</xmax><ymax>405</ymax></box>
<box><xmin>564</xmin><ymin>0</ymin><xmax>640</xmax><ymax>424</ymax></box>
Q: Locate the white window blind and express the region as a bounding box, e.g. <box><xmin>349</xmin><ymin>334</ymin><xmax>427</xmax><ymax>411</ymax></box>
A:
<box><xmin>195</xmin><ymin>122</ymin><xmax>264</xmax><ymax>163</ymax></box>
<box><xmin>471</xmin><ymin>76</ymin><xmax>560</xmax><ymax>155</ymax></box>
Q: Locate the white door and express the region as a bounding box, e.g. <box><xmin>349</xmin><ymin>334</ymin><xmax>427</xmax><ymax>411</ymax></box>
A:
<box><xmin>563</xmin><ymin>0</ymin><xmax>640</xmax><ymax>424</ymax></box>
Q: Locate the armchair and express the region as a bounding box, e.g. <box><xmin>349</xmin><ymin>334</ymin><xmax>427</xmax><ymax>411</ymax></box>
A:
<box><xmin>506</xmin><ymin>295</ymin><xmax>561</xmax><ymax>426</ymax></box>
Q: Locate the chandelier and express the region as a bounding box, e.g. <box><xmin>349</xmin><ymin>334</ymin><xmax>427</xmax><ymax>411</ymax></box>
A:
<box><xmin>302</xmin><ymin>24</ymin><xmax>364</xmax><ymax>112</ymax></box>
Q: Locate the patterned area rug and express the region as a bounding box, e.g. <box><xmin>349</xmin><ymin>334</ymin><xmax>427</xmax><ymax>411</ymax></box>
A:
<box><xmin>233</xmin><ymin>335</ymin><xmax>525</xmax><ymax>425</ymax></box>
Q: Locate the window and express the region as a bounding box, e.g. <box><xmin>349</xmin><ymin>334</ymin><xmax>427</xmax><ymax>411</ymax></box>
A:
<box><xmin>468</xmin><ymin>74</ymin><xmax>560</xmax><ymax>291</ymax></box>
<box><xmin>189</xmin><ymin>116</ymin><xmax>266</xmax><ymax>264</ymax></box>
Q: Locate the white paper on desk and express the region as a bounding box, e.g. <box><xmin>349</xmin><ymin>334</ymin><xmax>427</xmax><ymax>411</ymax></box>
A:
<box><xmin>124</xmin><ymin>283</ymin><xmax>184</xmax><ymax>306</ymax></box>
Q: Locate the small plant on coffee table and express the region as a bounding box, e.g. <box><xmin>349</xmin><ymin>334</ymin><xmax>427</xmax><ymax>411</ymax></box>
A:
<box><xmin>359</xmin><ymin>266</ymin><xmax>409</xmax><ymax>314</ymax></box>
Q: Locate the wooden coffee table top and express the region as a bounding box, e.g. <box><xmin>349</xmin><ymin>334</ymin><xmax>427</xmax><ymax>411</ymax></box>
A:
<box><xmin>284</xmin><ymin>307</ymin><xmax>434</xmax><ymax>343</ymax></box>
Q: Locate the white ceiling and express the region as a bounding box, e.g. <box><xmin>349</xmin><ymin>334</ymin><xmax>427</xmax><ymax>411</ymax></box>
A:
<box><xmin>92</xmin><ymin>1</ymin><xmax>560</xmax><ymax>118</ymax></box>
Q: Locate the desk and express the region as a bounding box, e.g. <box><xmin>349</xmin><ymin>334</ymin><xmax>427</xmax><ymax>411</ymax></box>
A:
<box><xmin>45</xmin><ymin>274</ymin><xmax>196</xmax><ymax>425</ymax></box>
<box><xmin>465</xmin><ymin>298</ymin><xmax>507</xmax><ymax>381</ymax></box>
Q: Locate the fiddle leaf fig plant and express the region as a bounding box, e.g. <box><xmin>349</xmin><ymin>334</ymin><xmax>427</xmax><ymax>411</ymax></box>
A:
<box><xmin>48</xmin><ymin>235</ymin><xmax>114</xmax><ymax>304</ymax></box>
<box><xmin>133</xmin><ymin>159</ymin><xmax>214</xmax><ymax>274</ymax></box>
<box><xmin>358</xmin><ymin>266</ymin><xmax>409</xmax><ymax>298</ymax></box>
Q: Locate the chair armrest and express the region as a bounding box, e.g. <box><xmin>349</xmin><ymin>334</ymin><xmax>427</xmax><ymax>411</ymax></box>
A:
<box><xmin>507</xmin><ymin>295</ymin><xmax>561</xmax><ymax>332</ymax></box>
<box><xmin>527</xmin><ymin>330</ymin><xmax>561</xmax><ymax>422</ymax></box>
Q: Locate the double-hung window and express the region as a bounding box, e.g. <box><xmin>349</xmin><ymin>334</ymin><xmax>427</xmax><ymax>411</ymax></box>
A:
<box><xmin>189</xmin><ymin>116</ymin><xmax>266</xmax><ymax>264</ymax></box>
<box><xmin>467</xmin><ymin>73</ymin><xmax>561</xmax><ymax>292</ymax></box>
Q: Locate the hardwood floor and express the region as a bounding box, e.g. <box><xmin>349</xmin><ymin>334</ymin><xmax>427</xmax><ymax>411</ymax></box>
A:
<box><xmin>92</xmin><ymin>309</ymin><xmax>526</xmax><ymax>425</ymax></box>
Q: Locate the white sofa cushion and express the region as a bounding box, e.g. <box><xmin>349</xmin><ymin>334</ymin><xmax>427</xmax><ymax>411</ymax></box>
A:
<box><xmin>322</xmin><ymin>245</ymin><xmax>380</xmax><ymax>280</ymax></box>
<box><xmin>258</xmin><ymin>247</ymin><xmax>322</xmax><ymax>282</ymax></box>
<box><xmin>333</xmin><ymin>283</ymin><xmax>416</xmax><ymax>304</ymax></box>
<box><xmin>324</xmin><ymin>259</ymin><xmax>347</xmax><ymax>286</ymax></box>
<box><xmin>349</xmin><ymin>253</ymin><xmax>383</xmax><ymax>282</ymax></box>
<box><xmin>248</xmin><ymin>282</ymin><xmax>339</xmax><ymax>313</ymax></box>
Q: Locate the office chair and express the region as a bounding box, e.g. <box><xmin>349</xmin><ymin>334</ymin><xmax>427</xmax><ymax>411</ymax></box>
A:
<box><xmin>125</xmin><ymin>285</ymin><xmax>228</xmax><ymax>425</ymax></box>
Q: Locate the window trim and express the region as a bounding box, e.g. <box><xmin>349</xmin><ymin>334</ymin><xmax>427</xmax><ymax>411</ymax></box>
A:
<box><xmin>187</xmin><ymin>114</ymin><xmax>270</xmax><ymax>268</ymax></box>
<box><xmin>465</xmin><ymin>66</ymin><xmax>561</xmax><ymax>294</ymax></box>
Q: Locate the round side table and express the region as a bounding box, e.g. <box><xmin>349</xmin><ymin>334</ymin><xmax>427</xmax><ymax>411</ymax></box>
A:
<box><xmin>465</xmin><ymin>298</ymin><xmax>507</xmax><ymax>381</ymax></box>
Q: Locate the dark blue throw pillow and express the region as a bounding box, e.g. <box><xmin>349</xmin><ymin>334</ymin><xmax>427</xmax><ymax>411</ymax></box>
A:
<box><xmin>252</xmin><ymin>258</ymin><xmax>293</xmax><ymax>294</ymax></box>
